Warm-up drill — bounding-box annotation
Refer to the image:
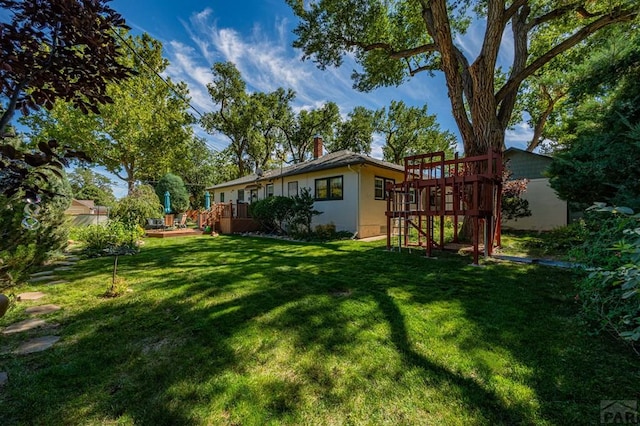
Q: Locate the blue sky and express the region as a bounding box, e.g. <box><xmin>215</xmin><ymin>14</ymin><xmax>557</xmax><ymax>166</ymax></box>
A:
<box><xmin>105</xmin><ymin>1</ymin><xmax>533</xmax><ymax>196</ymax></box>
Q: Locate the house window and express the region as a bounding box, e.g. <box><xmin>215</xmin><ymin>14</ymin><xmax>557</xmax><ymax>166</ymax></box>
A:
<box><xmin>375</xmin><ymin>176</ymin><xmax>395</xmax><ymax>200</ymax></box>
<box><xmin>219</xmin><ymin>192</ymin><xmax>225</xmax><ymax>203</ymax></box>
<box><xmin>250</xmin><ymin>189</ymin><xmax>258</xmax><ymax>203</ymax></box>
<box><xmin>237</xmin><ymin>189</ymin><xmax>245</xmax><ymax>202</ymax></box>
<box><xmin>266</xmin><ymin>183</ymin><xmax>274</xmax><ymax>198</ymax></box>
<box><xmin>288</xmin><ymin>181</ymin><xmax>298</xmax><ymax>197</ymax></box>
<box><xmin>315</xmin><ymin>176</ymin><xmax>343</xmax><ymax>200</ymax></box>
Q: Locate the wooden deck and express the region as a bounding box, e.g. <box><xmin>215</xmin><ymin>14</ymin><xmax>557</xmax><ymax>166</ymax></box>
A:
<box><xmin>145</xmin><ymin>228</ymin><xmax>204</xmax><ymax>238</ymax></box>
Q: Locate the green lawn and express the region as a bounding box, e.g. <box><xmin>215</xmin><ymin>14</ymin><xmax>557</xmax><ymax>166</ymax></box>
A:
<box><xmin>1</xmin><ymin>235</ymin><xmax>638</xmax><ymax>425</ymax></box>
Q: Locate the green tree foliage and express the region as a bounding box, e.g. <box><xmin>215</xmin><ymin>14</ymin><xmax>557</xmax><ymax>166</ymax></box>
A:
<box><xmin>281</xmin><ymin>102</ymin><xmax>340</xmax><ymax>163</ymax></box>
<box><xmin>375</xmin><ymin>100</ymin><xmax>456</xmax><ymax>164</ymax></box>
<box><xmin>0</xmin><ymin>0</ymin><xmax>133</xmax><ymax>133</ymax></box>
<box><xmin>202</xmin><ymin>62</ymin><xmax>293</xmax><ymax>177</ymax></box>
<box><xmin>110</xmin><ymin>184</ymin><xmax>162</xmax><ymax>228</ymax></box>
<box><xmin>247</xmin><ymin>89</ymin><xmax>295</xmax><ymax>170</ymax></box>
<box><xmin>209</xmin><ymin>148</ymin><xmax>240</xmax><ymax>186</ymax></box>
<box><xmin>286</xmin><ymin>0</ymin><xmax>638</xmax><ymax>156</ymax></box>
<box><xmin>202</xmin><ymin>61</ymin><xmax>341</xmax><ymax>171</ymax></box>
<box><xmin>68</xmin><ymin>167</ymin><xmax>116</xmax><ymax>207</ymax></box>
<box><xmin>22</xmin><ymin>32</ymin><xmax>194</xmax><ymax>194</ymax></box>
<box><xmin>170</xmin><ymin>137</ymin><xmax>219</xmax><ymax>210</ymax></box>
<box><xmin>201</xmin><ymin>62</ymin><xmax>251</xmax><ymax>177</ymax></box>
<box><xmin>155</xmin><ymin>173</ymin><xmax>190</xmax><ymax>214</ymax></box>
<box><xmin>521</xmin><ymin>24</ymin><xmax>636</xmax><ymax>152</ymax></box>
<box><xmin>548</xmin><ymin>31</ymin><xmax>640</xmax><ymax>210</ymax></box>
<box><xmin>328</xmin><ymin>106</ymin><xmax>376</xmax><ymax>154</ymax></box>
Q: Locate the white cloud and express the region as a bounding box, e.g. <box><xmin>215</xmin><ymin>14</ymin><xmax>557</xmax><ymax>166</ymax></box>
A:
<box><xmin>165</xmin><ymin>41</ymin><xmax>215</xmax><ymax>114</ymax></box>
<box><xmin>505</xmin><ymin>122</ymin><xmax>534</xmax><ymax>150</ymax></box>
<box><xmin>158</xmin><ymin>7</ymin><xmax>485</xmax><ymax>160</ymax></box>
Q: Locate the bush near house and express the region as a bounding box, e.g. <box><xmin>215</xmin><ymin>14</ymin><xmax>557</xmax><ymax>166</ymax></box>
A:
<box><xmin>249</xmin><ymin>188</ymin><xmax>321</xmax><ymax>238</ymax></box>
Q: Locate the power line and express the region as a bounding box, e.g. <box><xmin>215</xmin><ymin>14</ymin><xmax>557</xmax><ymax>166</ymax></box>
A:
<box><xmin>113</xmin><ymin>31</ymin><xmax>205</xmax><ymax>119</ymax></box>
<box><xmin>112</xmin><ymin>31</ymin><xmax>224</xmax><ymax>153</ymax></box>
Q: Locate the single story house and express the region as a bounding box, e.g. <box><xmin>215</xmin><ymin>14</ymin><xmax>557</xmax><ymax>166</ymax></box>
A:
<box><xmin>502</xmin><ymin>147</ymin><xmax>568</xmax><ymax>231</ymax></box>
<box><xmin>207</xmin><ymin>138</ymin><xmax>404</xmax><ymax>238</ymax></box>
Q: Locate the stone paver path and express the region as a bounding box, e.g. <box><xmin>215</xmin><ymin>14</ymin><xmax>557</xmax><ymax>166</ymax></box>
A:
<box><xmin>2</xmin><ymin>318</ymin><xmax>46</xmax><ymax>334</ymax></box>
<box><xmin>1</xmin><ymin>253</ymin><xmax>80</xmax><ymax>359</ymax></box>
<box><xmin>28</xmin><ymin>275</ymin><xmax>58</xmax><ymax>283</ymax></box>
<box><xmin>25</xmin><ymin>304</ymin><xmax>61</xmax><ymax>315</ymax></box>
<box><xmin>30</xmin><ymin>271</ymin><xmax>56</xmax><ymax>277</ymax></box>
<box><xmin>13</xmin><ymin>336</ymin><xmax>60</xmax><ymax>354</ymax></box>
<box><xmin>43</xmin><ymin>280</ymin><xmax>69</xmax><ymax>286</ymax></box>
<box><xmin>17</xmin><ymin>291</ymin><xmax>46</xmax><ymax>301</ymax></box>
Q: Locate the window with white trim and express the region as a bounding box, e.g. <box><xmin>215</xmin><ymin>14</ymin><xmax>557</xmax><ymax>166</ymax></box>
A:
<box><xmin>375</xmin><ymin>176</ymin><xmax>395</xmax><ymax>200</ymax></box>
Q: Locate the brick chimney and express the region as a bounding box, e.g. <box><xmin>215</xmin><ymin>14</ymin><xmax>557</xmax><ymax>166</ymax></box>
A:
<box><xmin>313</xmin><ymin>135</ymin><xmax>323</xmax><ymax>159</ymax></box>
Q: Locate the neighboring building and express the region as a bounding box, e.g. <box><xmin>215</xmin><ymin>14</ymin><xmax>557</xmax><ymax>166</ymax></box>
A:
<box><xmin>207</xmin><ymin>138</ymin><xmax>404</xmax><ymax>238</ymax></box>
<box><xmin>502</xmin><ymin>147</ymin><xmax>568</xmax><ymax>231</ymax></box>
<box><xmin>64</xmin><ymin>199</ymin><xmax>109</xmax><ymax>226</ymax></box>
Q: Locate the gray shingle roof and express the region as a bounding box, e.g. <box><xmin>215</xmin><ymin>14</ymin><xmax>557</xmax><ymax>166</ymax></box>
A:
<box><xmin>208</xmin><ymin>150</ymin><xmax>404</xmax><ymax>190</ymax></box>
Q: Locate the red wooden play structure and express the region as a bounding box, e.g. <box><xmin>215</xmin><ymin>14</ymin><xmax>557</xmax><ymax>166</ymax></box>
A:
<box><xmin>385</xmin><ymin>150</ymin><xmax>503</xmax><ymax>265</ymax></box>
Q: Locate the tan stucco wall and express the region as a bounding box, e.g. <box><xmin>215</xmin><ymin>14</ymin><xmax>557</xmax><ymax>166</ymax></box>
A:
<box><xmin>502</xmin><ymin>178</ymin><xmax>567</xmax><ymax>231</ymax></box>
<box><xmin>357</xmin><ymin>166</ymin><xmax>404</xmax><ymax>238</ymax></box>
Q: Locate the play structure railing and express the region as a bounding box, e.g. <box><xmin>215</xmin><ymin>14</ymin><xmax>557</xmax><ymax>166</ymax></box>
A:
<box><xmin>386</xmin><ymin>149</ymin><xmax>503</xmax><ymax>264</ymax></box>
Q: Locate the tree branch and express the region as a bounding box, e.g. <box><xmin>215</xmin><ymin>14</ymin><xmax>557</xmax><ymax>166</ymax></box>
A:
<box><xmin>0</xmin><ymin>80</ymin><xmax>28</xmax><ymax>134</ymax></box>
<box><xmin>497</xmin><ymin>6</ymin><xmax>638</xmax><ymax>104</ymax></box>
<box><xmin>526</xmin><ymin>2</ymin><xmax>582</xmax><ymax>30</ymax></box>
<box><xmin>504</xmin><ymin>0</ymin><xmax>528</xmax><ymax>23</ymax></box>
<box><xmin>498</xmin><ymin>3</ymin><xmax>530</xmax><ymax>128</ymax></box>
<box><xmin>343</xmin><ymin>38</ymin><xmax>437</xmax><ymax>60</ymax></box>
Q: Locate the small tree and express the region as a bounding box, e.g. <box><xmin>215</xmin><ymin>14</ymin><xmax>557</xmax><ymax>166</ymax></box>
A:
<box><xmin>155</xmin><ymin>173</ymin><xmax>189</xmax><ymax>214</ymax></box>
<box><xmin>111</xmin><ymin>184</ymin><xmax>162</xmax><ymax>228</ymax></box>
<box><xmin>501</xmin><ymin>167</ymin><xmax>532</xmax><ymax>221</ymax></box>
<box><xmin>291</xmin><ymin>187</ymin><xmax>322</xmax><ymax>236</ymax></box>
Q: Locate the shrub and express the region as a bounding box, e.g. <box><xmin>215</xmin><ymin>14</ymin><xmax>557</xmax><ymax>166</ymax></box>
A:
<box><xmin>155</xmin><ymin>173</ymin><xmax>189</xmax><ymax>214</ymax></box>
<box><xmin>314</xmin><ymin>223</ymin><xmax>336</xmax><ymax>240</ymax></box>
<box><xmin>567</xmin><ymin>208</ymin><xmax>636</xmax><ymax>269</ymax></box>
<box><xmin>111</xmin><ymin>184</ymin><xmax>162</xmax><ymax>228</ymax></box>
<box><xmin>249</xmin><ymin>196</ymin><xmax>294</xmax><ymax>234</ymax></box>
<box><xmin>77</xmin><ymin>219</ymin><xmax>143</xmax><ymax>257</ymax></box>
<box><xmin>290</xmin><ymin>187</ymin><xmax>322</xmax><ymax>236</ymax></box>
<box><xmin>501</xmin><ymin>165</ymin><xmax>532</xmax><ymax>221</ymax></box>
<box><xmin>0</xmin><ymin>169</ymin><xmax>72</xmax><ymax>290</ymax></box>
<box><xmin>575</xmin><ymin>204</ymin><xmax>640</xmax><ymax>350</ymax></box>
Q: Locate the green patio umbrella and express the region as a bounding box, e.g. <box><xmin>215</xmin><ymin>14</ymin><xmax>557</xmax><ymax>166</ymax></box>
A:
<box><xmin>164</xmin><ymin>191</ymin><xmax>171</xmax><ymax>214</ymax></box>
